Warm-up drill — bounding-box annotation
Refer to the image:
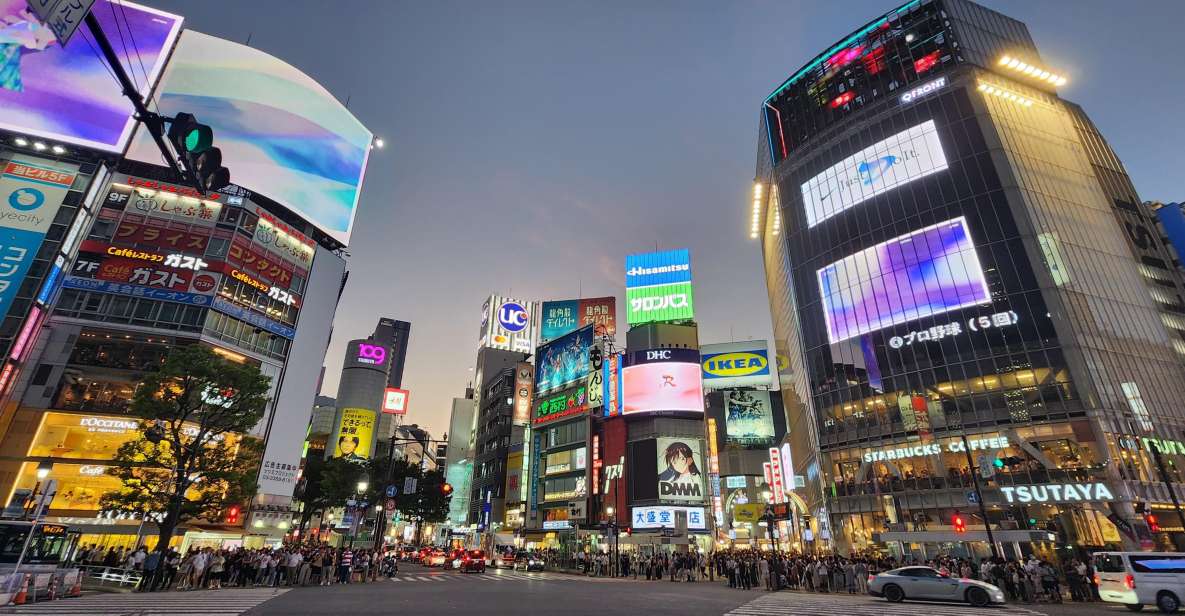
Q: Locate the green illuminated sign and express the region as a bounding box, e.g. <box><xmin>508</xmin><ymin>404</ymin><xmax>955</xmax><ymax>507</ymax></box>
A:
<box><xmin>533</xmin><ymin>386</ymin><xmax>588</xmax><ymax>425</ymax></box>
<box><xmin>626</xmin><ymin>281</ymin><xmax>694</xmax><ymax>325</ymax></box>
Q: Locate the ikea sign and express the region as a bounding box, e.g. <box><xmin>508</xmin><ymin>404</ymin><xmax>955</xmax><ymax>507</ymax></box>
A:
<box><xmin>700</xmin><ymin>341</ymin><xmax>771</xmax><ymax>389</ymax></box>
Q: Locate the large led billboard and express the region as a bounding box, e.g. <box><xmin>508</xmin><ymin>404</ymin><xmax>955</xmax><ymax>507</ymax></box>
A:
<box><xmin>625</xmin><ymin>249</ymin><xmax>695</xmax><ymax>325</ymax></box>
<box><xmin>126</xmin><ymin>31</ymin><xmax>372</xmax><ymax>245</ymax></box>
<box><xmin>535</xmin><ymin>325</ymin><xmax>593</xmax><ymax>395</ymax></box>
<box><xmin>0</xmin><ymin>1</ymin><xmax>181</xmax><ymax>153</ymax></box>
<box><xmin>700</xmin><ymin>340</ymin><xmax>771</xmax><ymax>389</ymax></box>
<box><xmin>540</xmin><ymin>296</ymin><xmax>616</xmax><ymax>342</ymax></box>
<box><xmin>801</xmin><ymin>120</ymin><xmax>949</xmax><ymax>228</ymax></box>
<box><xmin>622</xmin><ymin>348</ymin><xmax>704</xmax><ymax>416</ymax></box>
<box><xmin>817</xmin><ymin>216</ymin><xmax>991</xmax><ymax>344</ymax></box>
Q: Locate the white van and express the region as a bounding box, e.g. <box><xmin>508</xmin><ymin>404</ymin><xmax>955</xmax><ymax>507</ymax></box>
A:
<box><xmin>1094</xmin><ymin>551</ymin><xmax>1185</xmax><ymax>613</ymax></box>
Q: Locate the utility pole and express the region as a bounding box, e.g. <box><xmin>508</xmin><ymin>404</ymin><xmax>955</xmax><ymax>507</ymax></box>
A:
<box><xmin>1147</xmin><ymin>441</ymin><xmax>1185</xmax><ymax>533</ymax></box>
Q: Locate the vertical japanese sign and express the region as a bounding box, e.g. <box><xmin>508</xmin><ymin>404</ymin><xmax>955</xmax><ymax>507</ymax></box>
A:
<box><xmin>602</xmin><ymin>352</ymin><xmax>622</xmax><ymax>417</ymax></box>
<box><xmin>707</xmin><ymin>418</ymin><xmax>723</xmax><ymax>527</ymax></box>
<box><xmin>587</xmin><ymin>342</ymin><xmax>604</xmax><ymax>409</ymax></box>
<box><xmin>768</xmin><ymin>447</ymin><xmax>787</xmax><ymax>505</ymax></box>
<box><xmin>513</xmin><ymin>362</ymin><xmax>534</xmax><ymax>426</ymax></box>
<box><xmin>0</xmin><ymin>156</ymin><xmax>78</xmax><ymax>322</ymax></box>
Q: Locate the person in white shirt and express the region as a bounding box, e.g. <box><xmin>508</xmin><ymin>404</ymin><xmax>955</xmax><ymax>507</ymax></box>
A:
<box><xmin>286</xmin><ymin>551</ymin><xmax>303</xmax><ymax>586</ymax></box>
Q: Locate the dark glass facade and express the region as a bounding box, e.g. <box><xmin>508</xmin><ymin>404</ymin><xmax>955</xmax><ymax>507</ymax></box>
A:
<box><xmin>757</xmin><ymin>0</ymin><xmax>1185</xmax><ymax>557</ymax></box>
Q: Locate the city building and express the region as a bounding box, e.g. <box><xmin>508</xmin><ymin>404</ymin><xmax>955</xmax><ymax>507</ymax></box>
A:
<box><xmin>444</xmin><ymin>393</ymin><xmax>476</xmax><ymax>534</ymax></box>
<box><xmin>465</xmin><ymin>295</ymin><xmax>537</xmax><ymax>541</ymax></box>
<box><xmin>0</xmin><ymin>21</ymin><xmax>370</xmax><ymax>550</ymax></box>
<box><xmin>753</xmin><ymin>0</ymin><xmax>1185</xmax><ymax>558</ymax></box>
<box><xmin>372</xmin><ymin>318</ymin><xmax>411</xmax><ymax>388</ymax></box>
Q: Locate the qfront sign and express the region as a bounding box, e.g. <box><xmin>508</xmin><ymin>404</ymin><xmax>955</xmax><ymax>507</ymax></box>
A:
<box><xmin>899</xmin><ymin>77</ymin><xmax>947</xmax><ymax>104</ymax></box>
<box><xmin>1000</xmin><ymin>482</ymin><xmax>1115</xmax><ymax>504</ymax></box>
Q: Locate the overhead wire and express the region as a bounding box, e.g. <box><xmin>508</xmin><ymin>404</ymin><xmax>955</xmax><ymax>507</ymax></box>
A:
<box><xmin>106</xmin><ymin>0</ymin><xmax>140</xmax><ymax>92</ymax></box>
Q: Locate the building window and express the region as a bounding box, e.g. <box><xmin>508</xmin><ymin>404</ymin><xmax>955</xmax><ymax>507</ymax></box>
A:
<box><xmin>1121</xmin><ymin>381</ymin><xmax>1154</xmax><ymax>432</ymax></box>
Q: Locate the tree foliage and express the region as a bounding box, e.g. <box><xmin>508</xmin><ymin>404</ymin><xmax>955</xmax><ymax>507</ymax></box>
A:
<box><xmin>294</xmin><ymin>455</ymin><xmax>366</xmax><ymax>530</ymax></box>
<box><xmin>100</xmin><ymin>345</ymin><xmax>271</xmax><ymax>551</ymax></box>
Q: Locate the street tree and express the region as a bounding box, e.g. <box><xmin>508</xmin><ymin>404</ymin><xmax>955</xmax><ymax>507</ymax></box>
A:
<box><xmin>295</xmin><ymin>455</ymin><xmax>367</xmax><ymax>532</ymax></box>
<box><xmin>100</xmin><ymin>345</ymin><xmax>271</xmax><ymax>552</ymax></box>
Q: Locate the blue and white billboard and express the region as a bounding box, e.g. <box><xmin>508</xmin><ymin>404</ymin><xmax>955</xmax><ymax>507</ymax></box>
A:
<box><xmin>0</xmin><ymin>156</ymin><xmax>79</xmax><ymax>322</ymax></box>
<box><xmin>700</xmin><ymin>340</ymin><xmax>772</xmax><ymax>390</ymax></box>
<box><xmin>625</xmin><ymin>249</ymin><xmax>692</xmax><ymax>289</ymax></box>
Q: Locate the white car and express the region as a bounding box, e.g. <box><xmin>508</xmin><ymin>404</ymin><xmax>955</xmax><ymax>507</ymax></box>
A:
<box><xmin>869</xmin><ymin>566</ymin><xmax>1006</xmax><ymax>607</ymax></box>
<box><xmin>1095</xmin><ymin>551</ymin><xmax>1185</xmax><ymax>613</ymax></box>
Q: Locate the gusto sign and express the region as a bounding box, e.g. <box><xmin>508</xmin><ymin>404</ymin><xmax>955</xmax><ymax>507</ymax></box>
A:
<box><xmin>357</xmin><ymin>343</ymin><xmax>387</xmax><ymax>366</ymax></box>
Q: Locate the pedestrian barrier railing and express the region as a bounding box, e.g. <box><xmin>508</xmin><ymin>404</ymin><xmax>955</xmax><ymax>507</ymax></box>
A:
<box><xmin>76</xmin><ymin>563</ymin><xmax>143</xmax><ymax>588</ymax></box>
<box><xmin>0</xmin><ymin>568</ymin><xmax>82</xmax><ymax>605</ymax></box>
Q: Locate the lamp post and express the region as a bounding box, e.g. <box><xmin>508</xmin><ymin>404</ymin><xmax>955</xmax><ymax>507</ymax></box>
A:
<box><xmin>374</xmin><ymin>504</ymin><xmax>385</xmax><ymax>551</ymax></box>
<box><xmin>606</xmin><ymin>506</ymin><xmax>617</xmax><ymax>577</ymax></box>
<box><xmin>350</xmin><ymin>474</ymin><xmax>369</xmax><ymax>549</ymax></box>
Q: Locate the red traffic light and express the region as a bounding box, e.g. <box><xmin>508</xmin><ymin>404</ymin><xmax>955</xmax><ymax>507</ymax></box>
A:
<box><xmin>952</xmin><ymin>514</ymin><xmax>966</xmax><ymax>534</ymax></box>
<box><xmin>1146</xmin><ymin>513</ymin><xmax>1160</xmax><ymax>533</ymax></box>
<box><xmin>442</xmin><ymin>483</ymin><xmax>453</xmax><ymax>496</ymax></box>
<box><xmin>225</xmin><ymin>505</ymin><xmax>240</xmax><ymax>525</ymax></box>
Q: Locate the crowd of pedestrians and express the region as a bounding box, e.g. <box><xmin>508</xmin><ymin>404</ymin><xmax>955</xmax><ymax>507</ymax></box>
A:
<box><xmin>701</xmin><ymin>549</ymin><xmax>1101</xmax><ymax>604</ymax></box>
<box><xmin>71</xmin><ymin>543</ymin><xmax>396</xmax><ymax>592</ymax></box>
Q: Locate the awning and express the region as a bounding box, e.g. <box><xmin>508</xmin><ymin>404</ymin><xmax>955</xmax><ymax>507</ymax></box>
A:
<box><xmin>879</xmin><ymin>529</ymin><xmax>1057</xmax><ymax>543</ymax></box>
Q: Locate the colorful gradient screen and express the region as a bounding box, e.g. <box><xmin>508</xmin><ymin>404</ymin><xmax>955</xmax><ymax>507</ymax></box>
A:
<box><xmin>622</xmin><ymin>362</ymin><xmax>704</xmax><ymax>415</ymax></box>
<box><xmin>127</xmin><ymin>31</ymin><xmax>372</xmax><ymax>245</ymax></box>
<box><xmin>816</xmin><ymin>216</ymin><xmax>991</xmax><ymax>344</ymax></box>
<box><xmin>0</xmin><ymin>0</ymin><xmax>182</xmax><ymax>152</ymax></box>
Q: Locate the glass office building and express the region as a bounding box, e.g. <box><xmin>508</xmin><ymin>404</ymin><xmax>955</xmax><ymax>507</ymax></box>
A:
<box><xmin>755</xmin><ymin>0</ymin><xmax>1185</xmax><ymax>560</ymax></box>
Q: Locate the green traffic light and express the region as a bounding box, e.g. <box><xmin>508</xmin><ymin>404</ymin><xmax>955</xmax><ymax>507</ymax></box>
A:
<box><xmin>183</xmin><ymin>125</ymin><xmax>213</xmax><ymax>154</ymax></box>
<box><xmin>1028</xmin><ymin>518</ymin><xmax>1037</xmax><ymax>524</ymax></box>
<box><xmin>993</xmin><ymin>458</ymin><xmax>1004</xmax><ymax>468</ymax></box>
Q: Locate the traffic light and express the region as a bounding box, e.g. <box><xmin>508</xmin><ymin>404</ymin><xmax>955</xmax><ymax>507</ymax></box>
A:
<box><xmin>1146</xmin><ymin>512</ymin><xmax>1160</xmax><ymax>533</ymax></box>
<box><xmin>167</xmin><ymin>113</ymin><xmax>230</xmax><ymax>192</ymax></box>
<box><xmin>953</xmin><ymin>514</ymin><xmax>967</xmax><ymax>534</ymax></box>
<box><xmin>224</xmin><ymin>505</ymin><xmax>240</xmax><ymax>525</ymax></box>
<box><xmin>442</xmin><ymin>483</ymin><xmax>453</xmax><ymax>496</ymax></box>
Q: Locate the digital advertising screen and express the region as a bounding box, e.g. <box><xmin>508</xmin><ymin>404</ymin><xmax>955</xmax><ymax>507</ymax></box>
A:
<box><xmin>724</xmin><ymin>390</ymin><xmax>776</xmax><ymax>447</ymax></box>
<box><xmin>801</xmin><ymin>120</ymin><xmax>948</xmax><ymax>228</ymax></box>
<box><xmin>817</xmin><ymin>216</ymin><xmax>991</xmax><ymax>344</ymax></box>
<box><xmin>622</xmin><ymin>348</ymin><xmax>704</xmax><ymax>416</ymax></box>
<box><xmin>535</xmin><ymin>325</ymin><xmax>593</xmax><ymax>395</ymax></box>
<box><xmin>656</xmin><ymin>437</ymin><xmax>706</xmax><ymax>502</ymax></box>
<box><xmin>126</xmin><ymin>30</ymin><xmax>373</xmax><ymax>245</ymax></box>
<box><xmin>625</xmin><ymin>249</ymin><xmax>691</xmax><ymax>288</ymax></box>
<box><xmin>0</xmin><ymin>1</ymin><xmax>182</xmax><ymax>152</ymax></box>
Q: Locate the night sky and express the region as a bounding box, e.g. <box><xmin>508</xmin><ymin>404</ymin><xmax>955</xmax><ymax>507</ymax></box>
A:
<box><xmin>136</xmin><ymin>0</ymin><xmax>1185</xmax><ymax>438</ymax></box>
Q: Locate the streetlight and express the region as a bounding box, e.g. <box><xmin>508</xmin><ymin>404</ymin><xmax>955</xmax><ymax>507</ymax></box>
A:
<box><xmin>350</xmin><ymin>474</ymin><xmax>369</xmax><ymax>548</ymax></box>
<box><xmin>605</xmin><ymin>507</ymin><xmax>617</xmax><ymax>577</ymax></box>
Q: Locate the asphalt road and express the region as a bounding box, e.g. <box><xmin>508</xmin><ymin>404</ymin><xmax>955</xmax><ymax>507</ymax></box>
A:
<box><xmin>0</xmin><ymin>565</ymin><xmax>1138</xmax><ymax>616</ymax></box>
<box><xmin>241</xmin><ymin>564</ymin><xmax>759</xmax><ymax>616</ymax></box>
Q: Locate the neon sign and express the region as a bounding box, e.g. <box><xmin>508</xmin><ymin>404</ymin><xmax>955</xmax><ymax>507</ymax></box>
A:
<box><xmin>357</xmin><ymin>343</ymin><xmax>387</xmax><ymax>366</ymax></box>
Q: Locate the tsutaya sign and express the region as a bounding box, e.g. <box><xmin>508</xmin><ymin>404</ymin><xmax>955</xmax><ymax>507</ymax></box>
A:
<box><xmin>1000</xmin><ymin>482</ymin><xmax>1115</xmax><ymax>505</ymax></box>
<box><xmin>863</xmin><ymin>435</ymin><xmax>1008</xmax><ymax>463</ymax></box>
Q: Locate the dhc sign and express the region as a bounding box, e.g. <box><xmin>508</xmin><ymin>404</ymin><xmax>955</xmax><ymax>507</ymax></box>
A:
<box><xmin>999</xmin><ymin>482</ymin><xmax>1115</xmax><ymax>504</ymax></box>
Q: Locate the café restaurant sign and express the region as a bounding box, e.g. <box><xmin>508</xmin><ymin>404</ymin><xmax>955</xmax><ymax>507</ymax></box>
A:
<box><xmin>862</xmin><ymin>436</ymin><xmax>1009</xmax><ymax>462</ymax></box>
<box><xmin>999</xmin><ymin>482</ymin><xmax>1114</xmax><ymax>504</ymax></box>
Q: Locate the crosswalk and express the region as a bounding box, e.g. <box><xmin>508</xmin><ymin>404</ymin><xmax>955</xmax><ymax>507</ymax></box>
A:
<box><xmin>386</xmin><ymin>570</ymin><xmax>615</xmax><ymax>583</ymax></box>
<box><xmin>723</xmin><ymin>592</ymin><xmax>1048</xmax><ymax>616</ymax></box>
<box><xmin>0</xmin><ymin>588</ymin><xmax>287</xmax><ymax>615</ymax></box>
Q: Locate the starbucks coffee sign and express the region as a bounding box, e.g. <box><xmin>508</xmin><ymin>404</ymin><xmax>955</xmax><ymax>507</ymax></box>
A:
<box><xmin>999</xmin><ymin>482</ymin><xmax>1114</xmax><ymax>504</ymax></box>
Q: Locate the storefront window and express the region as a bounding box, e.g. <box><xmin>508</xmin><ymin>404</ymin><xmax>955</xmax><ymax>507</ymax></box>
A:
<box><xmin>11</xmin><ymin>462</ymin><xmax>123</xmax><ymax>511</ymax></box>
<box><xmin>53</xmin><ymin>376</ymin><xmax>137</xmax><ymax>414</ymax></box>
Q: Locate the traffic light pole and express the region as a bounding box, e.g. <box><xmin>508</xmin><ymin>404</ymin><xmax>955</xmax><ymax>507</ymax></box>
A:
<box><xmin>959</xmin><ymin>432</ymin><xmax>998</xmax><ymax>557</ymax></box>
<box><xmin>83</xmin><ymin>13</ymin><xmax>200</xmax><ymax>192</ymax></box>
